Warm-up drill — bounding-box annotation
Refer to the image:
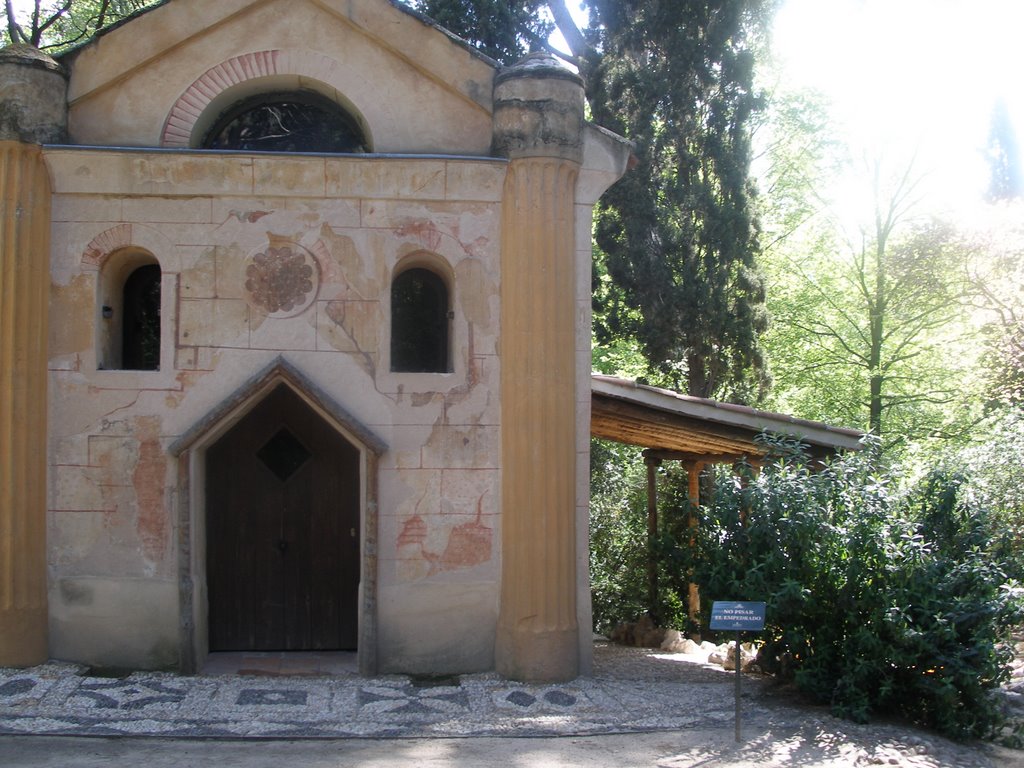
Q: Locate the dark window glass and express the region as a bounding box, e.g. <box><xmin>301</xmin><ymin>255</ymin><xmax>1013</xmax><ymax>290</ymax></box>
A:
<box><xmin>391</xmin><ymin>268</ymin><xmax>450</xmax><ymax>373</ymax></box>
<box><xmin>203</xmin><ymin>90</ymin><xmax>368</xmax><ymax>153</ymax></box>
<box><xmin>122</xmin><ymin>264</ymin><xmax>161</xmax><ymax>371</ymax></box>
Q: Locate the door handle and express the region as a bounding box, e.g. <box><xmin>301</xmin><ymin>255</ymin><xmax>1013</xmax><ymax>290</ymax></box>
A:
<box><xmin>277</xmin><ymin>539</ymin><xmax>288</xmax><ymax>553</ymax></box>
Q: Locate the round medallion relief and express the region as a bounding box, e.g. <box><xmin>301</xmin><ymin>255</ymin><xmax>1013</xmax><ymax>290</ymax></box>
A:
<box><xmin>244</xmin><ymin>242</ymin><xmax>320</xmax><ymax>317</ymax></box>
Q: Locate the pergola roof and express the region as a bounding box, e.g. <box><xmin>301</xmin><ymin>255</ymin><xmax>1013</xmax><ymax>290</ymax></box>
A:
<box><xmin>590</xmin><ymin>375</ymin><xmax>863</xmax><ymax>464</ymax></box>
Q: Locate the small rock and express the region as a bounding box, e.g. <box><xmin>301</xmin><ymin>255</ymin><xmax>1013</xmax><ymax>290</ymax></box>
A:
<box><xmin>680</xmin><ymin>638</ymin><xmax>703</xmax><ymax>654</ymax></box>
<box><xmin>661</xmin><ymin>629</ymin><xmax>682</xmax><ymax>647</ymax></box>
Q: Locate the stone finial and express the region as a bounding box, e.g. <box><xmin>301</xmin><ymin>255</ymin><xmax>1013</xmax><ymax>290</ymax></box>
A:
<box><xmin>0</xmin><ymin>44</ymin><xmax>68</xmax><ymax>144</ymax></box>
<box><xmin>492</xmin><ymin>52</ymin><xmax>584</xmax><ymax>163</ymax></box>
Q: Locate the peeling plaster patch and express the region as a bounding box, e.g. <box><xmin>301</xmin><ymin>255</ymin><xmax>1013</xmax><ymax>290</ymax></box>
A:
<box><xmin>59</xmin><ymin>579</ymin><xmax>95</xmax><ymax>607</ymax></box>
<box><xmin>129</xmin><ymin>156</ymin><xmax>250</xmax><ymax>189</ymax></box>
<box><xmin>396</xmin><ymin>487</ymin><xmax>493</xmax><ymax>578</ymax></box>
<box><xmin>318</xmin><ymin>225</ymin><xmax>377</xmax><ymax>299</ymax></box>
<box><xmin>422</xmin><ymin>493</ymin><xmax>493</xmax><ymax>576</ymax></box>
<box><xmin>49</xmin><ymin>274</ymin><xmax>93</xmax><ymax>358</ymax></box>
<box><xmin>165</xmin><ymin>368</ymin><xmax>212</xmax><ymax>409</ymax></box>
<box><xmin>213</xmin><ymin>244</ymin><xmax>251</xmax><ymax>300</ymax></box>
<box><xmin>180</xmin><ymin>247</ymin><xmax>217</xmax><ymax>299</ymax></box>
<box><xmin>132</xmin><ymin>416</ymin><xmax>167</xmax><ymax>566</ymax></box>
<box><xmin>436</xmin><ymin>515</ymin><xmax>491</xmax><ymax>571</ymax></box>
<box><xmin>397</xmin><ymin>514</ymin><xmax>427</xmax><ymax>548</ymax></box>
<box><xmin>454</xmin><ymin>258</ymin><xmax>494</xmax><ymax>329</ymax></box>
<box><xmin>394</xmin><ymin>219</ymin><xmax>443</xmax><ymax>252</ymax></box>
<box><xmin>223</xmin><ymin>209</ymin><xmax>273</xmax><ymax>225</ymax></box>
<box><xmin>321</xmin><ymin>300</ymin><xmax>377</xmax><ymax>375</ymax></box>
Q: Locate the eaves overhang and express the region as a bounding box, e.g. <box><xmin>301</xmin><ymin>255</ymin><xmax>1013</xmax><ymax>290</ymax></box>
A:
<box><xmin>591</xmin><ymin>374</ymin><xmax>864</xmax><ymax>464</ymax></box>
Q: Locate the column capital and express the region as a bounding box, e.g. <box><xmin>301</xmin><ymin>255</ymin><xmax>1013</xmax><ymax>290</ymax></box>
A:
<box><xmin>0</xmin><ymin>44</ymin><xmax>67</xmax><ymax>144</ymax></box>
<box><xmin>492</xmin><ymin>52</ymin><xmax>585</xmax><ymax>164</ymax></box>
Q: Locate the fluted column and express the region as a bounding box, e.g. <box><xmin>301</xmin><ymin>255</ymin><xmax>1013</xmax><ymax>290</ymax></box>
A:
<box><xmin>0</xmin><ymin>141</ymin><xmax>52</xmax><ymax>666</ymax></box>
<box><xmin>0</xmin><ymin>44</ymin><xmax>66</xmax><ymax>666</ymax></box>
<box><xmin>494</xmin><ymin>53</ymin><xmax>584</xmax><ymax>682</ymax></box>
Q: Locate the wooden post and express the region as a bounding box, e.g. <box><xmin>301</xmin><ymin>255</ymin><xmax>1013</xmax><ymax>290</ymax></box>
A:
<box><xmin>683</xmin><ymin>460</ymin><xmax>704</xmax><ymax>631</ymax></box>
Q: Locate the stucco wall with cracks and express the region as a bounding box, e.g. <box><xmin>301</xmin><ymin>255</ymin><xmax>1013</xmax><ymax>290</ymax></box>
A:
<box><xmin>45</xmin><ymin>148</ymin><xmax>505</xmax><ymax>672</ymax></box>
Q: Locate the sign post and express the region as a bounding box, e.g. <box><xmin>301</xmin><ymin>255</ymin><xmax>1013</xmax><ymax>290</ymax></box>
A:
<box><xmin>709</xmin><ymin>600</ymin><xmax>766</xmax><ymax>742</ymax></box>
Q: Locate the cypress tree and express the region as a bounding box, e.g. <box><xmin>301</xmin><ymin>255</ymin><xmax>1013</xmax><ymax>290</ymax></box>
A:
<box><xmin>409</xmin><ymin>0</ymin><xmax>552</xmax><ymax>64</ymax></box>
<box><xmin>586</xmin><ymin>0</ymin><xmax>772</xmax><ymax>401</ymax></box>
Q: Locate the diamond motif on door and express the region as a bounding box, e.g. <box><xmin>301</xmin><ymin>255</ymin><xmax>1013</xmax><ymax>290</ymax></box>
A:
<box><xmin>257</xmin><ymin>428</ymin><xmax>311</xmax><ymax>481</ymax></box>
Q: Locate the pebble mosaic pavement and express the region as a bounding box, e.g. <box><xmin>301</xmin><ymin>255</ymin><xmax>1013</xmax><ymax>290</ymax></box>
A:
<box><xmin>0</xmin><ymin>643</ymin><xmax>762</xmax><ymax>739</ymax></box>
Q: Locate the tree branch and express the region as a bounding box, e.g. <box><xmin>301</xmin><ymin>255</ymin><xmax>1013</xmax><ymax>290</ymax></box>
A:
<box><xmin>4</xmin><ymin>0</ymin><xmax>27</xmax><ymax>44</ymax></box>
<box><xmin>546</xmin><ymin>0</ymin><xmax>588</xmax><ymax>61</ymax></box>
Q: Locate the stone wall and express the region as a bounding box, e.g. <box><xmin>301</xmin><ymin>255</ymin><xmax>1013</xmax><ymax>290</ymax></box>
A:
<box><xmin>45</xmin><ymin>148</ymin><xmax>505</xmax><ymax>672</ymax></box>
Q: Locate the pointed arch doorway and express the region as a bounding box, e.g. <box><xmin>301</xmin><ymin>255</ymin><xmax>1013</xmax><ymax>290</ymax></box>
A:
<box><xmin>206</xmin><ymin>384</ymin><xmax>360</xmax><ymax>650</ymax></box>
<box><xmin>171</xmin><ymin>359</ymin><xmax>386</xmax><ymax>673</ymax></box>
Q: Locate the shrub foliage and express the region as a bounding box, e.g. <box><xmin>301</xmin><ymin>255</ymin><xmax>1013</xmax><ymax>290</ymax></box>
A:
<box><xmin>591</xmin><ymin>435</ymin><xmax>1022</xmax><ymax>739</ymax></box>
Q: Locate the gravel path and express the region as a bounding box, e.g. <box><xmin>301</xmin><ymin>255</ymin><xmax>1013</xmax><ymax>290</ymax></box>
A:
<box><xmin>0</xmin><ymin>641</ymin><xmax>1020</xmax><ymax>767</ymax></box>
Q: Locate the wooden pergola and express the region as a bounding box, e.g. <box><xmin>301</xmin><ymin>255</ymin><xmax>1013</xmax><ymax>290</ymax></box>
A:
<box><xmin>590</xmin><ymin>375</ymin><xmax>864</xmax><ymax>626</ymax></box>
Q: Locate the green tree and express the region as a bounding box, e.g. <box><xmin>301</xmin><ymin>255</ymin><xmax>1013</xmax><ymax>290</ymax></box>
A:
<box><xmin>966</xmin><ymin>214</ymin><xmax>1024</xmax><ymax>408</ymax></box>
<box><xmin>4</xmin><ymin>0</ymin><xmax>156</xmax><ymax>50</ymax></box>
<box><xmin>398</xmin><ymin>1</ymin><xmax>775</xmax><ymax>402</ymax></box>
<box><xmin>407</xmin><ymin>0</ymin><xmax>552</xmax><ymax>64</ymax></box>
<box><xmin>762</xmin><ymin>156</ymin><xmax>981</xmax><ymax>450</ymax></box>
<box><xmin>584</xmin><ymin>0</ymin><xmax>773</xmax><ymax>401</ymax></box>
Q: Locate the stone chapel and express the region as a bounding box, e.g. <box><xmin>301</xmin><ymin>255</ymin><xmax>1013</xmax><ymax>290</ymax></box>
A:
<box><xmin>0</xmin><ymin>0</ymin><xmax>632</xmax><ymax>682</ymax></box>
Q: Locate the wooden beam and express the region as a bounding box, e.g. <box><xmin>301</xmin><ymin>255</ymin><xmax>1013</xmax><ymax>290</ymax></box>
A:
<box><xmin>643</xmin><ymin>449</ymin><xmax>762</xmax><ymax>465</ymax></box>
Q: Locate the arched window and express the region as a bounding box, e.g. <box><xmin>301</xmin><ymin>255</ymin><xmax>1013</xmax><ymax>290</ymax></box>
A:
<box><xmin>391</xmin><ymin>268</ymin><xmax>450</xmax><ymax>373</ymax></box>
<box><xmin>202</xmin><ymin>90</ymin><xmax>369</xmax><ymax>153</ymax></box>
<box><xmin>121</xmin><ymin>264</ymin><xmax>161</xmax><ymax>371</ymax></box>
<box><xmin>98</xmin><ymin>252</ymin><xmax>161</xmax><ymax>371</ymax></box>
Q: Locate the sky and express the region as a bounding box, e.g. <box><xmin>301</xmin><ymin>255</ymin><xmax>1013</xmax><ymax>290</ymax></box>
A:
<box><xmin>548</xmin><ymin>0</ymin><xmax>1022</xmax><ymax>220</ymax></box>
<box><xmin>770</xmin><ymin>0</ymin><xmax>1024</xmax><ymax>220</ymax></box>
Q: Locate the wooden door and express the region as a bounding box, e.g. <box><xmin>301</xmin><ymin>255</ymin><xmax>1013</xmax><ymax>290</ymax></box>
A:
<box><xmin>206</xmin><ymin>385</ymin><xmax>360</xmax><ymax>650</ymax></box>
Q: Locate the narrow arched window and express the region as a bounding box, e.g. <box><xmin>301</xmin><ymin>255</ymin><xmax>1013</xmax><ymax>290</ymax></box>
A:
<box><xmin>121</xmin><ymin>264</ymin><xmax>161</xmax><ymax>371</ymax></box>
<box><xmin>391</xmin><ymin>268</ymin><xmax>450</xmax><ymax>373</ymax></box>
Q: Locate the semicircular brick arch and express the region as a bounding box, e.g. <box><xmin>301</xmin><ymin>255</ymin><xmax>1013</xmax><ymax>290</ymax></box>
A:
<box><xmin>81</xmin><ymin>223</ymin><xmax>176</xmax><ymax>270</ymax></box>
<box><xmin>160</xmin><ymin>50</ymin><xmax>351</xmax><ymax>148</ymax></box>
<box><xmin>82</xmin><ymin>223</ymin><xmax>132</xmax><ymax>267</ymax></box>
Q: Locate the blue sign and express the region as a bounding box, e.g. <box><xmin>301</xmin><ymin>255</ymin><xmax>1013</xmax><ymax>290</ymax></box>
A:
<box><xmin>709</xmin><ymin>601</ymin><xmax>766</xmax><ymax>631</ymax></box>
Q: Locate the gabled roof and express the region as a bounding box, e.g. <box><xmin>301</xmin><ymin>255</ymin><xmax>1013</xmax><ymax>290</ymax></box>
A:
<box><xmin>58</xmin><ymin>0</ymin><xmax>499</xmax><ymax>69</ymax></box>
<box><xmin>57</xmin><ymin>0</ymin><xmax>499</xmax><ymax>152</ymax></box>
<box><xmin>591</xmin><ymin>375</ymin><xmax>863</xmax><ymax>463</ymax></box>
<box><xmin>169</xmin><ymin>356</ymin><xmax>387</xmax><ymax>457</ymax></box>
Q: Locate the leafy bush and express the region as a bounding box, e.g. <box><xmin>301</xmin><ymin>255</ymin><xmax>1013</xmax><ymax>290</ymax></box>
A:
<box><xmin>589</xmin><ymin>439</ymin><xmax>649</xmax><ymax>633</ymax></box>
<box><xmin>658</xmin><ymin>436</ymin><xmax>1022</xmax><ymax>740</ymax></box>
<box><xmin>589</xmin><ymin>439</ymin><xmax>691</xmax><ymax>632</ymax></box>
<box><xmin>939</xmin><ymin>412</ymin><xmax>1024</xmax><ymax>581</ymax></box>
